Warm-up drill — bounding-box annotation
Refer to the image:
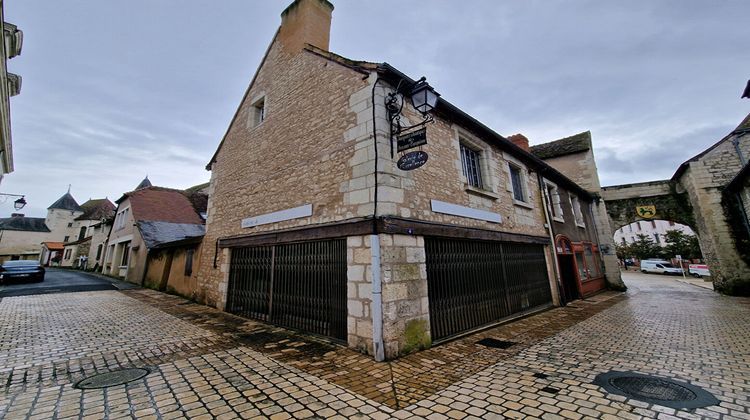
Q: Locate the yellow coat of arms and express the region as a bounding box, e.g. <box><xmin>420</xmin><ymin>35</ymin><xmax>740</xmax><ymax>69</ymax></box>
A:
<box><xmin>636</xmin><ymin>205</ymin><xmax>656</xmax><ymax>219</ymax></box>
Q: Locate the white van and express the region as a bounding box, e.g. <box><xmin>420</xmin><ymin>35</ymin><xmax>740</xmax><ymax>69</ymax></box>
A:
<box><xmin>688</xmin><ymin>264</ymin><xmax>711</xmax><ymax>278</ymax></box>
<box><xmin>640</xmin><ymin>260</ymin><xmax>683</xmax><ymax>275</ymax></box>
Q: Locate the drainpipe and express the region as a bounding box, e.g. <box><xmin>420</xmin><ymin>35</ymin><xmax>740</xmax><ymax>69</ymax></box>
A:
<box><xmin>732</xmin><ymin>138</ymin><xmax>747</xmax><ymax>166</ymax></box>
<box><xmin>370</xmin><ymin>76</ymin><xmax>386</xmax><ymax>361</ymax></box>
<box><xmin>537</xmin><ymin>172</ymin><xmax>565</xmax><ymax>306</ymax></box>
<box><xmin>370</xmin><ymin>235</ymin><xmax>384</xmax><ymax>361</ymax></box>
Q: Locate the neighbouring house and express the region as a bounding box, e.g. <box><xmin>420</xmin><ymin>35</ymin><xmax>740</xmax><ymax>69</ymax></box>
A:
<box><xmin>507</xmin><ymin>134</ymin><xmax>610</xmax><ymax>301</ymax></box>
<box><xmin>103</xmin><ymin>185</ymin><xmax>205</xmax><ymax>285</ymax></box>
<box><xmin>529</xmin><ymin>132</ymin><xmax>624</xmax><ymax>291</ymax></box>
<box><xmin>60</xmin><ymin>198</ymin><xmax>116</xmax><ymax>270</ymax></box>
<box><xmin>0</xmin><ymin>3</ymin><xmax>23</xmax><ymax>181</ymax></box>
<box><xmin>60</xmin><ymin>236</ymin><xmax>91</xmax><ymax>268</ymax></box>
<box><xmin>87</xmin><ymin>217</ymin><xmax>113</xmax><ymax>272</ymax></box>
<box><xmin>40</xmin><ymin>241</ymin><xmax>63</xmax><ymax>266</ymax></box>
<box><xmin>0</xmin><ymin>213</ymin><xmax>50</xmax><ymax>263</ymax></box>
<box><xmin>195</xmin><ymin>0</ymin><xmax>616</xmax><ymax>360</ymax></box>
<box><xmin>44</xmin><ymin>190</ymin><xmax>84</xmax><ymax>244</ymax></box>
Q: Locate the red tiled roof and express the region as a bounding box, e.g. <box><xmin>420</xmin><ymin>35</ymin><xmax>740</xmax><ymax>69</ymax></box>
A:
<box><xmin>42</xmin><ymin>242</ymin><xmax>64</xmax><ymax>250</ymax></box>
<box><xmin>123</xmin><ymin>187</ymin><xmax>203</xmax><ymax>224</ymax></box>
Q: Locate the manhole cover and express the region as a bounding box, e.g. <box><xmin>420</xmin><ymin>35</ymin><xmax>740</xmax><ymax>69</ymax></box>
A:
<box><xmin>476</xmin><ymin>338</ymin><xmax>516</xmax><ymax>349</ymax></box>
<box><xmin>74</xmin><ymin>368</ymin><xmax>150</xmax><ymax>389</ymax></box>
<box><xmin>594</xmin><ymin>371</ymin><xmax>719</xmax><ymax>409</ymax></box>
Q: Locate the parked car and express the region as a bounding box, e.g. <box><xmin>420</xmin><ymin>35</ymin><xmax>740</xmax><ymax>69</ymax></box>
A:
<box><xmin>688</xmin><ymin>264</ymin><xmax>711</xmax><ymax>278</ymax></box>
<box><xmin>0</xmin><ymin>260</ymin><xmax>45</xmax><ymax>283</ymax></box>
<box><xmin>640</xmin><ymin>259</ymin><xmax>683</xmax><ymax>275</ymax></box>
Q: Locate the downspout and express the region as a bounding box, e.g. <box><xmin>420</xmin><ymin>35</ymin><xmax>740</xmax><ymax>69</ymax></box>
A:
<box><xmin>537</xmin><ymin>172</ymin><xmax>565</xmax><ymax>306</ymax></box>
<box><xmin>370</xmin><ymin>76</ymin><xmax>385</xmax><ymax>361</ymax></box>
<box><xmin>732</xmin><ymin>138</ymin><xmax>747</xmax><ymax>166</ymax></box>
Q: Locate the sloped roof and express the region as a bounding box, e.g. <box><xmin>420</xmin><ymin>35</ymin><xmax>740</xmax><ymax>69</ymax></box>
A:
<box><xmin>205</xmin><ymin>42</ymin><xmax>594</xmax><ymax>199</ymax></box>
<box><xmin>74</xmin><ymin>198</ymin><xmax>116</xmax><ymax>221</ymax></box>
<box><xmin>0</xmin><ymin>216</ymin><xmax>51</xmax><ymax>232</ymax></box>
<box><xmin>64</xmin><ymin>236</ymin><xmax>92</xmax><ymax>246</ymax></box>
<box><xmin>138</xmin><ymin>221</ymin><xmax>205</xmax><ymax>249</ymax></box>
<box><xmin>530</xmin><ymin>131</ymin><xmax>592</xmax><ymax>160</ymax></box>
<box><xmin>42</xmin><ymin>242</ymin><xmax>64</xmax><ymax>251</ymax></box>
<box><xmin>136</xmin><ymin>176</ymin><xmax>152</xmax><ymax>190</ymax></box>
<box><xmin>117</xmin><ymin>187</ymin><xmax>204</xmax><ymax>224</ymax></box>
<box><xmin>48</xmin><ymin>192</ymin><xmax>83</xmax><ymax>211</ymax></box>
<box><xmin>672</xmin><ymin>111</ymin><xmax>750</xmax><ymax>181</ymax></box>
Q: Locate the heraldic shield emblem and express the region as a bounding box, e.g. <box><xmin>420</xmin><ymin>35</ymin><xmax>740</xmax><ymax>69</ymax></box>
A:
<box><xmin>636</xmin><ymin>205</ymin><xmax>656</xmax><ymax>219</ymax></box>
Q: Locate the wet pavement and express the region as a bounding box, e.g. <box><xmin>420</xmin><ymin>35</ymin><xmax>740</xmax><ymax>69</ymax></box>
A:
<box><xmin>0</xmin><ymin>271</ymin><xmax>748</xmax><ymax>419</ymax></box>
<box><xmin>0</xmin><ymin>268</ymin><xmax>135</xmax><ymax>298</ymax></box>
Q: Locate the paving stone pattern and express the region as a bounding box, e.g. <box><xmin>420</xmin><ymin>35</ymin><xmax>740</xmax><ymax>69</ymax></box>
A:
<box><xmin>0</xmin><ymin>272</ymin><xmax>748</xmax><ymax>419</ymax></box>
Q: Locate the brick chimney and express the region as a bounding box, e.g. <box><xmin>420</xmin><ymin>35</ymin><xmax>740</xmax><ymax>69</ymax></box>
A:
<box><xmin>507</xmin><ymin>134</ymin><xmax>530</xmax><ymax>152</ymax></box>
<box><xmin>279</xmin><ymin>0</ymin><xmax>334</xmax><ymax>53</ymax></box>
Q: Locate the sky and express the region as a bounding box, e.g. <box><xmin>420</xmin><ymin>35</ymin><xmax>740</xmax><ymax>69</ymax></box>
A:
<box><xmin>2</xmin><ymin>0</ymin><xmax>748</xmax><ymax>218</ymax></box>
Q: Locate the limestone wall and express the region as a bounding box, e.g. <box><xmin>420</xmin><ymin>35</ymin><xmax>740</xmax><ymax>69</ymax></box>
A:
<box><xmin>679</xmin><ymin>131</ymin><xmax>750</xmax><ymax>291</ymax></box>
<box><xmin>196</xmin><ymin>43</ymin><xmax>369</xmax><ymax>307</ymax></box>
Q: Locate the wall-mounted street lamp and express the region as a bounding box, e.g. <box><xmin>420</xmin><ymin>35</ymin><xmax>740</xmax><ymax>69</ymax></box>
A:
<box><xmin>0</xmin><ymin>193</ymin><xmax>27</xmax><ymax>210</ymax></box>
<box><xmin>385</xmin><ymin>76</ymin><xmax>440</xmax><ymax>158</ymax></box>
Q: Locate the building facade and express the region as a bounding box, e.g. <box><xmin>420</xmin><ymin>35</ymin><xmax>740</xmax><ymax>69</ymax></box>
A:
<box><xmin>104</xmin><ymin>186</ymin><xmax>205</xmax><ymax>284</ymax></box>
<box><xmin>194</xmin><ymin>0</ymin><xmax>616</xmax><ymax>360</ymax></box>
<box><xmin>0</xmin><ymin>1</ymin><xmax>23</xmax><ymax>180</ymax></box>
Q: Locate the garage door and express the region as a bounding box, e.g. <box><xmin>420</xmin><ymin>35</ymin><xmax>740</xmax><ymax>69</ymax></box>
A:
<box><xmin>425</xmin><ymin>238</ymin><xmax>552</xmax><ymax>341</ymax></box>
<box><xmin>226</xmin><ymin>239</ymin><xmax>347</xmax><ymax>341</ymax></box>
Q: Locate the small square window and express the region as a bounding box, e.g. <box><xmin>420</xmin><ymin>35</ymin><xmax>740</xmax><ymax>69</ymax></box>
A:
<box><xmin>460</xmin><ymin>143</ymin><xmax>483</xmax><ymax>189</ymax></box>
<box><xmin>67</xmin><ymin>222</ymin><xmax>73</xmax><ymax>228</ymax></box>
<box><xmin>252</xmin><ymin>98</ymin><xmax>266</xmax><ymax>127</ymax></box>
<box><xmin>509</xmin><ymin>164</ymin><xmax>526</xmax><ymax>202</ymax></box>
<box><xmin>571</xmin><ymin>196</ymin><xmax>585</xmax><ymax>227</ymax></box>
<box><xmin>63</xmin><ymin>236</ymin><xmax>70</xmax><ymax>243</ymax></box>
<box><xmin>545</xmin><ymin>182</ymin><xmax>564</xmax><ymax>221</ymax></box>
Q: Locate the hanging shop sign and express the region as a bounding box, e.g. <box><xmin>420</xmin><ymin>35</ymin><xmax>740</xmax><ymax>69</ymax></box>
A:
<box><xmin>397</xmin><ymin>151</ymin><xmax>429</xmax><ymax>171</ymax></box>
<box><xmin>396</xmin><ymin>128</ymin><xmax>427</xmax><ymax>153</ymax></box>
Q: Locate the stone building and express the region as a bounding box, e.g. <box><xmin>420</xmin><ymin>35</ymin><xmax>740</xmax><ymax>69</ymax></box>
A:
<box><xmin>0</xmin><ymin>2</ymin><xmax>23</xmax><ymax>181</ymax></box>
<box><xmin>104</xmin><ymin>186</ymin><xmax>205</xmax><ymax>284</ymax></box>
<box><xmin>529</xmin><ymin>132</ymin><xmax>625</xmax><ymax>291</ymax></box>
<box><xmin>0</xmin><ymin>213</ymin><xmax>50</xmax><ymax>263</ymax></box>
<box><xmin>672</xmin><ymin>113</ymin><xmax>750</xmax><ymax>293</ymax></box>
<box><xmin>195</xmin><ymin>0</ymin><xmax>618</xmax><ymax>359</ymax></box>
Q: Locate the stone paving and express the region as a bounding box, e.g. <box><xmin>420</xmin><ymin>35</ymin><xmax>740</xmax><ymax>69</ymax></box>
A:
<box><xmin>0</xmin><ymin>271</ymin><xmax>748</xmax><ymax>419</ymax></box>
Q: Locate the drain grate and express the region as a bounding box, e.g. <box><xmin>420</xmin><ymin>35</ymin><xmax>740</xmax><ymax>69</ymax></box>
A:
<box><xmin>74</xmin><ymin>368</ymin><xmax>150</xmax><ymax>389</ymax></box>
<box><xmin>476</xmin><ymin>338</ymin><xmax>516</xmax><ymax>349</ymax></box>
<box><xmin>594</xmin><ymin>371</ymin><xmax>719</xmax><ymax>409</ymax></box>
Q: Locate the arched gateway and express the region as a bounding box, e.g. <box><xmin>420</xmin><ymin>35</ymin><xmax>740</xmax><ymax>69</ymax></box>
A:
<box><xmin>601</xmin><ymin>112</ymin><xmax>750</xmax><ymax>295</ymax></box>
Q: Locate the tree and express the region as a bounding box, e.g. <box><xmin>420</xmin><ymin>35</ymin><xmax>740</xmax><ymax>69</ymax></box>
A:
<box><xmin>628</xmin><ymin>234</ymin><xmax>664</xmax><ymax>260</ymax></box>
<box><xmin>663</xmin><ymin>229</ymin><xmax>702</xmax><ymax>260</ymax></box>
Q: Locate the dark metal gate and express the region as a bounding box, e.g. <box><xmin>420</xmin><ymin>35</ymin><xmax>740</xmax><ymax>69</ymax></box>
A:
<box><xmin>226</xmin><ymin>239</ymin><xmax>347</xmax><ymax>341</ymax></box>
<box><xmin>425</xmin><ymin>238</ymin><xmax>552</xmax><ymax>341</ymax></box>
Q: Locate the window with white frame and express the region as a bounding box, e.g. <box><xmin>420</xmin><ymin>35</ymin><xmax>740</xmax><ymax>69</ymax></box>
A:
<box><xmin>571</xmin><ymin>195</ymin><xmax>585</xmax><ymax>227</ymax></box>
<box><xmin>252</xmin><ymin>97</ymin><xmax>266</xmax><ymax>127</ymax></box>
<box><xmin>545</xmin><ymin>181</ymin><xmax>564</xmax><ymax>221</ymax></box>
<box><xmin>509</xmin><ymin>163</ymin><xmax>527</xmax><ymax>202</ymax></box>
<box><xmin>460</xmin><ymin>143</ymin><xmax>484</xmax><ymax>189</ymax></box>
<box><xmin>115</xmin><ymin>208</ymin><xmax>130</xmax><ymax>231</ymax></box>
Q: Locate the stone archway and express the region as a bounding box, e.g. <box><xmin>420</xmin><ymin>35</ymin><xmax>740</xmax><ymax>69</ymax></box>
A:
<box><xmin>601</xmin><ymin>180</ymin><xmax>696</xmax><ymax>234</ymax></box>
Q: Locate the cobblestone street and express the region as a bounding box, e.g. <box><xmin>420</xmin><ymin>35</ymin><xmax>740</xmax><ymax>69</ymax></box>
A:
<box><xmin>0</xmin><ymin>271</ymin><xmax>748</xmax><ymax>419</ymax></box>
